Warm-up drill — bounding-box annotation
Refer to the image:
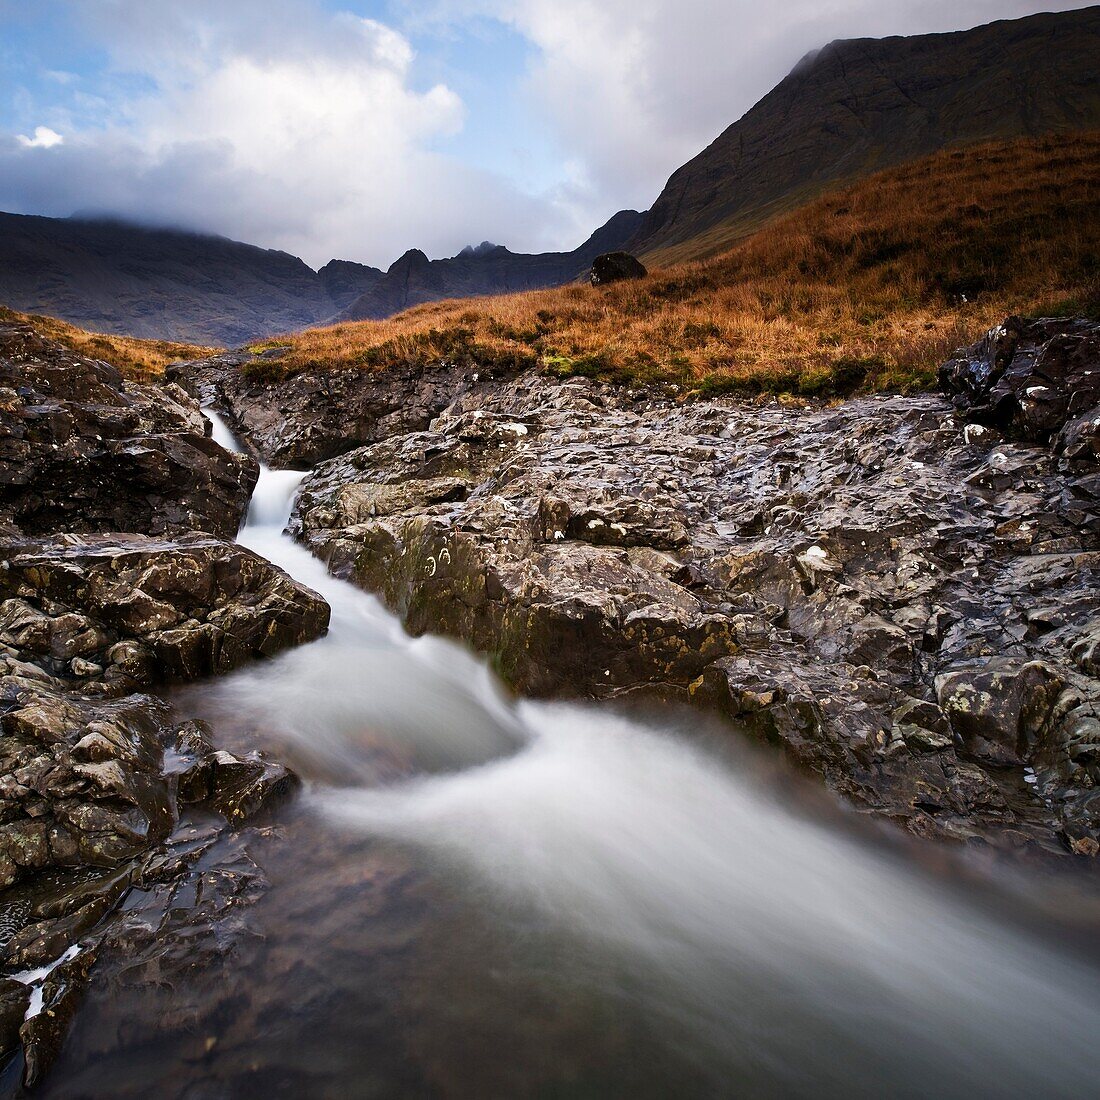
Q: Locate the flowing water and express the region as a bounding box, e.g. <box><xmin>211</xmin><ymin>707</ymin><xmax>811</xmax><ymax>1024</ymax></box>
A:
<box><xmin>36</xmin><ymin>412</ymin><xmax>1100</xmax><ymax>1098</ymax></box>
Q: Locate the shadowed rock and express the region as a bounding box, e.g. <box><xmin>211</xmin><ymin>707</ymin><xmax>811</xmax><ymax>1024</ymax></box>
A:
<box><xmin>590</xmin><ymin>252</ymin><xmax>647</xmax><ymax>285</ymax></box>
<box><xmin>0</xmin><ymin>323</ymin><xmax>257</xmax><ymax>538</ymax></box>
<box><xmin>940</xmin><ymin>315</ymin><xmax>1100</xmax><ymax>445</ymax></box>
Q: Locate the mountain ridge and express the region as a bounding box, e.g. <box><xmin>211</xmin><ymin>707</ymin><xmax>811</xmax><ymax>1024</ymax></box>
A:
<box><xmin>628</xmin><ymin>6</ymin><xmax>1100</xmax><ymax>264</ymax></box>
<box><xmin>335</xmin><ymin>208</ymin><xmax>645</xmax><ymax>322</ymax></box>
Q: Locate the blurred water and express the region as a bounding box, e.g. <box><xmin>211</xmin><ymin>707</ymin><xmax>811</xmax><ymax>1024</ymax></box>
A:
<box><xmin>166</xmin><ymin>411</ymin><xmax>1100</xmax><ymax>1098</ymax></box>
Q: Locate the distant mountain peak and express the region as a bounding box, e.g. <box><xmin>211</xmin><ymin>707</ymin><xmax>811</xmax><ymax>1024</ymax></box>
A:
<box><xmin>459</xmin><ymin>241</ymin><xmax>503</xmax><ymax>257</ymax></box>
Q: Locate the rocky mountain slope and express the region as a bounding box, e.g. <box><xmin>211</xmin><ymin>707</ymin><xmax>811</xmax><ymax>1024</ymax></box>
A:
<box><xmin>629</xmin><ymin>6</ymin><xmax>1100</xmax><ymax>264</ymax></box>
<box><xmin>0</xmin><ymin>214</ymin><xmax>383</xmax><ymax>346</ymax></box>
<box><xmin>335</xmin><ymin>209</ymin><xmax>644</xmax><ymax>322</ymax></box>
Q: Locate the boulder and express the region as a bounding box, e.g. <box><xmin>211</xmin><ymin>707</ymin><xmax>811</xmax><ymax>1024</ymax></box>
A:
<box><xmin>939</xmin><ymin>315</ymin><xmax>1100</xmax><ymax>442</ymax></box>
<box><xmin>590</xmin><ymin>251</ymin><xmax>648</xmax><ymax>285</ymax></box>
<box><xmin>0</xmin><ymin>532</ymin><xmax>329</xmax><ymax>690</ymax></box>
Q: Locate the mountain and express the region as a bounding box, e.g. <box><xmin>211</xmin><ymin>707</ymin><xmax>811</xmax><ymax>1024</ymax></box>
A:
<box><xmin>336</xmin><ymin>209</ymin><xmax>645</xmax><ymax>322</ymax></box>
<box><xmin>629</xmin><ymin>6</ymin><xmax>1100</xmax><ymax>265</ymax></box>
<box><xmin>0</xmin><ymin>213</ymin><xmax>382</xmax><ymax>347</ymax></box>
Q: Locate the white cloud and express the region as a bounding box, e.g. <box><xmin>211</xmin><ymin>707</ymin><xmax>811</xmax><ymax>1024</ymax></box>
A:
<box><xmin>16</xmin><ymin>126</ymin><xmax>64</xmax><ymax>149</ymax></box>
<box><xmin>0</xmin><ymin>0</ymin><xmax>568</xmax><ymax>267</ymax></box>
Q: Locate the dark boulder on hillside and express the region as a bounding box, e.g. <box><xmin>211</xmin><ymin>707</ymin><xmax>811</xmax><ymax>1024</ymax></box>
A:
<box><xmin>940</xmin><ymin>316</ymin><xmax>1100</xmax><ymax>445</ymax></box>
<box><xmin>0</xmin><ymin>322</ymin><xmax>256</xmax><ymax>537</ymax></box>
<box><xmin>590</xmin><ymin>252</ymin><xmax>647</xmax><ymax>285</ymax></box>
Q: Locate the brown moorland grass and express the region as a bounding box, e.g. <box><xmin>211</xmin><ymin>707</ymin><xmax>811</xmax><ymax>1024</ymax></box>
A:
<box><xmin>260</xmin><ymin>132</ymin><xmax>1100</xmax><ymax>397</ymax></box>
<box><xmin>0</xmin><ymin>306</ymin><xmax>219</xmax><ymax>383</ymax></box>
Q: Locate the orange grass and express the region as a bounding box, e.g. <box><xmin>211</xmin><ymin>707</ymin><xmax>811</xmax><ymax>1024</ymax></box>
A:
<box><xmin>0</xmin><ymin>306</ymin><xmax>219</xmax><ymax>383</ymax></box>
<box><xmin>261</xmin><ymin>132</ymin><xmax>1098</xmax><ymax>395</ymax></box>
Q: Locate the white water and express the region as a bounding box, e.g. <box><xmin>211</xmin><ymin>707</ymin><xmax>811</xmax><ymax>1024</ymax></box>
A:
<box><xmin>199</xmin><ymin>408</ymin><xmax>1100</xmax><ymax>1098</ymax></box>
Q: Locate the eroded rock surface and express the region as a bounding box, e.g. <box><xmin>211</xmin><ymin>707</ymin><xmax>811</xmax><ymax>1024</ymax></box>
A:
<box><xmin>173</xmin><ymin>349</ymin><xmax>516</xmax><ymax>467</ymax></box>
<box><xmin>0</xmin><ymin>323</ymin><xmax>257</xmax><ymax>538</ymax></box>
<box><xmin>288</xmin><ymin>319</ymin><xmax>1099</xmax><ymax>856</ymax></box>
<box><xmin>0</xmin><ymin>326</ymin><xmax>322</xmax><ymax>1086</ymax></box>
<box><xmin>940</xmin><ymin>315</ymin><xmax>1100</xmax><ymax>447</ymax></box>
<box><xmin>0</xmin><ymin>532</ymin><xmax>329</xmax><ymax>692</ymax></box>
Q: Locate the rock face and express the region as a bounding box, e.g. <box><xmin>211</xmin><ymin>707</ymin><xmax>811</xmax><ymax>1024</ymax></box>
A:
<box><xmin>0</xmin><ymin>532</ymin><xmax>329</xmax><ymax>691</ymax></box>
<box><xmin>0</xmin><ymin>324</ymin><xmax>326</xmax><ymax>1085</ymax></box>
<box><xmin>590</xmin><ymin>252</ymin><xmax>647</xmax><ymax>285</ymax></box>
<box><xmin>0</xmin><ymin>323</ymin><xmax>257</xmax><ymax>537</ymax></box>
<box><xmin>287</xmin><ymin>317</ymin><xmax>1099</xmax><ymax>856</ymax></box>
<box><xmin>176</xmin><ymin>350</ymin><xmax>512</xmax><ymax>468</ymax></box>
<box><xmin>940</xmin><ymin>315</ymin><xmax>1100</xmax><ymax>447</ymax></box>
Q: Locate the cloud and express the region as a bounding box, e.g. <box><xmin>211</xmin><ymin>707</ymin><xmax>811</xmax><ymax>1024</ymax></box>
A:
<box><xmin>16</xmin><ymin>126</ymin><xmax>64</xmax><ymax>149</ymax></box>
<box><xmin>0</xmin><ymin>0</ymin><xmax>569</xmax><ymax>267</ymax></box>
<box><xmin>417</xmin><ymin>0</ymin><xmax>1089</xmax><ymax>220</ymax></box>
<box><xmin>1</xmin><ymin>1</ymin><xmax>1087</xmax><ymax>265</ymax></box>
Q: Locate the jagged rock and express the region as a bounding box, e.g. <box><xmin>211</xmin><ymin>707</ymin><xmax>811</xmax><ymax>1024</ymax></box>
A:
<box><xmin>285</xmin><ymin>332</ymin><xmax>1099</xmax><ymax>854</ymax></box>
<box><xmin>174</xmin><ymin>350</ymin><xmax>502</xmax><ymax>467</ymax></box>
<box><xmin>0</xmin><ymin>323</ymin><xmax>257</xmax><ymax>537</ymax></box>
<box><xmin>939</xmin><ymin>316</ymin><xmax>1100</xmax><ymax>443</ymax></box>
<box><xmin>590</xmin><ymin>251</ymin><xmax>647</xmax><ymax>285</ymax></box>
<box><xmin>0</xmin><ymin>532</ymin><xmax>330</xmax><ymax>690</ymax></box>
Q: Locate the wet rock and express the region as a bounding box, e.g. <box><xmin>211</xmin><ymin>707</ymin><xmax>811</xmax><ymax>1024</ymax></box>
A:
<box><xmin>285</xmin><ymin>334</ymin><xmax>1099</xmax><ymax>854</ymax></box>
<box><xmin>935</xmin><ymin>660</ymin><xmax>1065</xmax><ymax>766</ymax></box>
<box><xmin>0</xmin><ymin>323</ymin><xmax>257</xmax><ymax>537</ymax></box>
<box><xmin>203</xmin><ymin>750</ymin><xmax>299</xmax><ymax>824</ymax></box>
<box><xmin>939</xmin><ymin>316</ymin><xmax>1100</xmax><ymax>443</ymax></box>
<box><xmin>19</xmin><ymin>944</ymin><xmax>98</xmax><ymax>1087</ymax></box>
<box><xmin>590</xmin><ymin>251</ymin><xmax>648</xmax><ymax>285</ymax></box>
<box><xmin>174</xmin><ymin>350</ymin><xmax>511</xmax><ymax>468</ymax></box>
<box><xmin>0</xmin><ymin>976</ymin><xmax>29</xmax><ymax>1059</ymax></box>
<box><xmin>0</xmin><ymin>679</ymin><xmax>176</xmax><ymax>889</ymax></box>
<box><xmin>0</xmin><ymin>532</ymin><xmax>330</xmax><ymax>690</ymax></box>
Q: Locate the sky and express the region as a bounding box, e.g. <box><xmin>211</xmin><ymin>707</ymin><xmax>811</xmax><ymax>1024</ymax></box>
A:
<box><xmin>0</xmin><ymin>0</ymin><xmax>1089</xmax><ymax>269</ymax></box>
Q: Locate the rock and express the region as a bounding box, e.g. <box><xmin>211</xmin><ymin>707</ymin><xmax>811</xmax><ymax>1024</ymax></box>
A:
<box><xmin>19</xmin><ymin>945</ymin><xmax>98</xmax><ymax>1087</ymax></box>
<box><xmin>174</xmin><ymin>350</ymin><xmax>508</xmax><ymax>468</ymax></box>
<box><xmin>0</xmin><ymin>323</ymin><xmax>257</xmax><ymax>537</ymax></box>
<box><xmin>0</xmin><ymin>532</ymin><xmax>329</xmax><ymax>690</ymax></box>
<box><xmin>939</xmin><ymin>316</ymin><xmax>1100</xmax><ymax>443</ymax></box>
<box><xmin>935</xmin><ymin>659</ymin><xmax>1065</xmax><ymax>765</ymax></box>
<box><xmin>203</xmin><ymin>750</ymin><xmax>300</xmax><ymax>824</ymax></box>
<box><xmin>590</xmin><ymin>251</ymin><xmax>648</xmax><ymax>285</ymax></box>
<box><xmin>282</xmin><ymin>336</ymin><xmax>1099</xmax><ymax>853</ymax></box>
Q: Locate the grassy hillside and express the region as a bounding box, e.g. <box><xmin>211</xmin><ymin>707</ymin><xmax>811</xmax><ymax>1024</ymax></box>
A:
<box><xmin>257</xmin><ymin>132</ymin><xmax>1099</xmax><ymax>398</ymax></box>
<box><xmin>0</xmin><ymin>306</ymin><xmax>219</xmax><ymax>382</ymax></box>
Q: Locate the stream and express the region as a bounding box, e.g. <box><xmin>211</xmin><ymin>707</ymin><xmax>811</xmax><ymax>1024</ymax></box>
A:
<box><xmin>35</xmin><ymin>411</ymin><xmax>1100</xmax><ymax>1098</ymax></box>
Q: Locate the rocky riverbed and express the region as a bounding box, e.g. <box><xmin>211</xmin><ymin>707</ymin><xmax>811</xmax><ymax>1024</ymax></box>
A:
<box><xmin>0</xmin><ymin>322</ymin><xmax>328</xmax><ymax>1086</ymax></box>
<box><xmin>0</xmin><ymin>313</ymin><xmax>1097</xmax><ymax>1089</ymax></box>
<box><xmin>199</xmin><ymin>316</ymin><xmax>1100</xmax><ymax>858</ymax></box>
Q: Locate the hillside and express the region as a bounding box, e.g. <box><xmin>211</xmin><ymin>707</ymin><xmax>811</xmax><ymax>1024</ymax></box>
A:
<box><xmin>0</xmin><ymin>305</ymin><xmax>217</xmax><ymax>381</ymax></box>
<box><xmin>336</xmin><ymin>209</ymin><xmax>644</xmax><ymax>321</ymax></box>
<box><xmin>0</xmin><ymin>213</ymin><xmax>382</xmax><ymax>346</ymax></box>
<box><xmin>255</xmin><ymin>132</ymin><xmax>1100</xmax><ymax>397</ymax></box>
<box><xmin>629</xmin><ymin>6</ymin><xmax>1100</xmax><ymax>265</ymax></box>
